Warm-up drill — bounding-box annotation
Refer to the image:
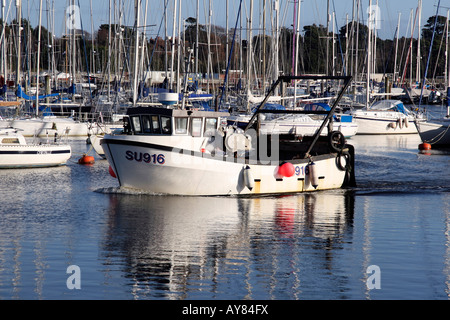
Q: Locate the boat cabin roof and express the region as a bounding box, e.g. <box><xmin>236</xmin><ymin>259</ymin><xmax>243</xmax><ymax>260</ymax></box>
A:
<box><xmin>0</xmin><ymin>128</ymin><xmax>27</xmax><ymax>145</ymax></box>
<box><xmin>126</xmin><ymin>106</ymin><xmax>227</xmax><ymax>119</ymax></box>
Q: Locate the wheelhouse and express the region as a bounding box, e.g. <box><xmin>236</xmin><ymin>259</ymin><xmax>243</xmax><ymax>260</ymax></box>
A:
<box><xmin>123</xmin><ymin>106</ymin><xmax>227</xmax><ymax>138</ymax></box>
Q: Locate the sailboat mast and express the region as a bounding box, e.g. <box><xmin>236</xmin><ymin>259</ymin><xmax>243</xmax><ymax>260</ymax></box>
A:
<box><xmin>366</xmin><ymin>0</ymin><xmax>372</xmax><ymax>107</ymax></box>
<box><xmin>15</xmin><ymin>0</ymin><xmax>21</xmax><ymax>101</ymax></box>
<box><xmin>107</xmin><ymin>0</ymin><xmax>111</xmax><ymax>102</ymax></box>
<box><xmin>1</xmin><ymin>0</ymin><xmax>6</xmax><ymax>84</ymax></box>
<box><xmin>132</xmin><ymin>0</ymin><xmax>140</xmax><ymax>106</ymax></box>
<box><xmin>35</xmin><ymin>0</ymin><xmax>43</xmax><ymax>116</ymax></box>
<box><xmin>446</xmin><ymin>10</ymin><xmax>450</xmax><ymax>116</ymax></box>
<box><xmin>393</xmin><ymin>12</ymin><xmax>401</xmax><ymax>84</ymax></box>
<box><xmin>170</xmin><ymin>0</ymin><xmax>177</xmax><ymax>90</ymax></box>
<box><xmin>273</xmin><ymin>0</ymin><xmax>279</xmax><ymax>95</ymax></box>
<box><xmin>416</xmin><ymin>0</ymin><xmax>422</xmax><ymax>83</ymax></box>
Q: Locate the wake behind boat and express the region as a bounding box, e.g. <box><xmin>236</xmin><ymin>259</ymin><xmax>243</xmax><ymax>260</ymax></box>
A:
<box><xmin>101</xmin><ymin>75</ymin><xmax>356</xmax><ymax>196</ymax></box>
<box><xmin>0</xmin><ymin>127</ymin><xmax>72</xmax><ymax>168</ymax></box>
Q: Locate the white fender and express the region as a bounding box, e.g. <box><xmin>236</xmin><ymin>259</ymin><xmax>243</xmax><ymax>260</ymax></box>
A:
<box><xmin>243</xmin><ymin>165</ymin><xmax>254</xmax><ymax>191</ymax></box>
<box><xmin>398</xmin><ymin>117</ymin><xmax>403</xmax><ymax>129</ymax></box>
<box><xmin>403</xmin><ymin>117</ymin><xmax>408</xmax><ymax>128</ymax></box>
<box><xmin>308</xmin><ymin>161</ymin><xmax>319</xmax><ymax>189</ymax></box>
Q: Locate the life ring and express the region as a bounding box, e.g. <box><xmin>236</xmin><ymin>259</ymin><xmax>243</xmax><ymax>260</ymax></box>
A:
<box><xmin>328</xmin><ymin>131</ymin><xmax>346</xmax><ymax>153</ymax></box>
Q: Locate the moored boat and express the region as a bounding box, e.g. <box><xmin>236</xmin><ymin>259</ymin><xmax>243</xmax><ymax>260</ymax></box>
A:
<box><xmin>350</xmin><ymin>100</ymin><xmax>424</xmax><ymax>134</ymax></box>
<box><xmin>101</xmin><ymin>76</ymin><xmax>356</xmax><ymax>196</ymax></box>
<box><xmin>0</xmin><ymin>127</ymin><xmax>72</xmax><ymax>168</ymax></box>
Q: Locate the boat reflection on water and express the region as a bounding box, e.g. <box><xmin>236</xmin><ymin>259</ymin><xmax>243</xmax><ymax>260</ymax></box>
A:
<box><xmin>100</xmin><ymin>190</ymin><xmax>355</xmax><ymax>299</ymax></box>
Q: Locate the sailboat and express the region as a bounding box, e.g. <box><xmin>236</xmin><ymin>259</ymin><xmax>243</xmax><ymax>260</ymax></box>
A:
<box><xmin>0</xmin><ymin>127</ymin><xmax>71</xmax><ymax>168</ymax></box>
<box><xmin>414</xmin><ymin>2</ymin><xmax>450</xmax><ymax>148</ymax></box>
<box><xmin>349</xmin><ymin>0</ymin><xmax>424</xmax><ymax>135</ymax></box>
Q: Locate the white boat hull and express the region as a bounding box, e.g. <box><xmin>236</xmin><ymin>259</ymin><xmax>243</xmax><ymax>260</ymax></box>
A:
<box><xmin>9</xmin><ymin>117</ymin><xmax>120</xmax><ymax>137</ymax></box>
<box><xmin>102</xmin><ymin>136</ymin><xmax>350</xmax><ymax>196</ymax></box>
<box><xmin>260</xmin><ymin>121</ymin><xmax>358</xmax><ymax>138</ymax></box>
<box><xmin>0</xmin><ymin>144</ymin><xmax>72</xmax><ymax>168</ymax></box>
<box><xmin>353</xmin><ymin>113</ymin><xmax>419</xmax><ymax>134</ymax></box>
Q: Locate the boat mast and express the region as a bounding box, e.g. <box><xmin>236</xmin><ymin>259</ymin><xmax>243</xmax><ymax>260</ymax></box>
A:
<box><xmin>246</xmin><ymin>0</ymin><xmax>253</xmax><ymax>112</ymax></box>
<box><xmin>71</xmin><ymin>0</ymin><xmax>76</xmax><ymax>102</ymax></box>
<box><xmin>15</xmin><ymin>0</ymin><xmax>21</xmax><ymax>102</ymax></box>
<box><xmin>1</xmin><ymin>0</ymin><xmax>6</xmax><ymax>86</ymax></box>
<box><xmin>35</xmin><ymin>0</ymin><xmax>43</xmax><ymax>116</ymax></box>
<box><xmin>393</xmin><ymin>12</ymin><xmax>401</xmax><ymax>85</ymax></box>
<box><xmin>170</xmin><ymin>0</ymin><xmax>177</xmax><ymax>91</ymax></box>
<box><xmin>273</xmin><ymin>0</ymin><xmax>279</xmax><ymax>96</ymax></box>
<box><xmin>446</xmin><ymin>10</ymin><xmax>450</xmax><ymax>117</ymax></box>
<box><xmin>294</xmin><ymin>0</ymin><xmax>301</xmax><ymax>106</ymax></box>
<box><xmin>366</xmin><ymin>0</ymin><xmax>372</xmax><ymax>108</ymax></box>
<box><xmin>416</xmin><ymin>0</ymin><xmax>422</xmax><ymax>83</ymax></box>
<box><xmin>107</xmin><ymin>0</ymin><xmax>111</xmax><ymax>102</ymax></box>
<box><xmin>132</xmin><ymin>0</ymin><xmax>140</xmax><ymax>106</ymax></box>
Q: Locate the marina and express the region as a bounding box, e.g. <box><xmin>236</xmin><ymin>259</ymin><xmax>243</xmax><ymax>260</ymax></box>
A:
<box><xmin>0</xmin><ymin>0</ymin><xmax>449</xmax><ymax>303</ymax></box>
<box><xmin>0</xmin><ymin>115</ymin><xmax>448</xmax><ymax>300</ymax></box>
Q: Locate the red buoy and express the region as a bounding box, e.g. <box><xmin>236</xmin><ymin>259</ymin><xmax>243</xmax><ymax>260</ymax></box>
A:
<box><xmin>277</xmin><ymin>162</ymin><xmax>295</xmax><ymax>177</ymax></box>
<box><xmin>418</xmin><ymin>143</ymin><xmax>431</xmax><ymax>151</ymax></box>
<box><xmin>109</xmin><ymin>165</ymin><xmax>117</xmax><ymax>178</ymax></box>
<box><xmin>78</xmin><ymin>154</ymin><xmax>95</xmax><ymax>165</ymax></box>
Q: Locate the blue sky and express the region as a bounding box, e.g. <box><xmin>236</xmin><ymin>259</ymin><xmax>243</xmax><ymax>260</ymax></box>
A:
<box><xmin>10</xmin><ymin>0</ymin><xmax>446</xmax><ymax>40</ymax></box>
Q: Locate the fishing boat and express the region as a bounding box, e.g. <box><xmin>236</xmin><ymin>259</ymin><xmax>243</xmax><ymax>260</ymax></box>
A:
<box><xmin>350</xmin><ymin>100</ymin><xmax>424</xmax><ymax>134</ymax></box>
<box><xmin>101</xmin><ymin>75</ymin><xmax>356</xmax><ymax>196</ymax></box>
<box><xmin>0</xmin><ymin>127</ymin><xmax>72</xmax><ymax>168</ymax></box>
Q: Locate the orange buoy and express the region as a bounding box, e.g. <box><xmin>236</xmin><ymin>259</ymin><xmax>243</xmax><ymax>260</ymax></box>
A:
<box><xmin>78</xmin><ymin>154</ymin><xmax>95</xmax><ymax>165</ymax></box>
<box><xmin>418</xmin><ymin>143</ymin><xmax>431</xmax><ymax>151</ymax></box>
<box><xmin>109</xmin><ymin>165</ymin><xmax>117</xmax><ymax>178</ymax></box>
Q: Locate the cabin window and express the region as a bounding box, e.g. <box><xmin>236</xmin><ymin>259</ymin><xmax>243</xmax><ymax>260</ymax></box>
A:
<box><xmin>141</xmin><ymin>115</ymin><xmax>152</xmax><ymax>133</ymax></box>
<box><xmin>131</xmin><ymin>116</ymin><xmax>141</xmax><ymax>133</ymax></box>
<box><xmin>161</xmin><ymin>116</ymin><xmax>172</xmax><ymax>134</ymax></box>
<box><xmin>151</xmin><ymin>115</ymin><xmax>161</xmax><ymax>134</ymax></box>
<box><xmin>175</xmin><ymin>117</ymin><xmax>188</xmax><ymax>134</ymax></box>
<box><xmin>1</xmin><ymin>138</ymin><xmax>19</xmax><ymax>144</ymax></box>
<box><xmin>205</xmin><ymin>118</ymin><xmax>217</xmax><ymax>132</ymax></box>
<box><xmin>191</xmin><ymin>118</ymin><xmax>203</xmax><ymax>137</ymax></box>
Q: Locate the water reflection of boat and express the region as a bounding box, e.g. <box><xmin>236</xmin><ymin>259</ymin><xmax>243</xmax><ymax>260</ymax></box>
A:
<box><xmin>101</xmin><ymin>190</ymin><xmax>354</xmax><ymax>298</ymax></box>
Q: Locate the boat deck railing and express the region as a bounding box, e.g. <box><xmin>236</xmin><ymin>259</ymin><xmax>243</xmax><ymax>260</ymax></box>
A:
<box><xmin>244</xmin><ymin>75</ymin><xmax>353</xmax><ymax>158</ymax></box>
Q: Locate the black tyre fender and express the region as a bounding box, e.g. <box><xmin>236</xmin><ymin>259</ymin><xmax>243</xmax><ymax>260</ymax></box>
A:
<box><xmin>329</xmin><ymin>130</ymin><xmax>346</xmax><ymax>153</ymax></box>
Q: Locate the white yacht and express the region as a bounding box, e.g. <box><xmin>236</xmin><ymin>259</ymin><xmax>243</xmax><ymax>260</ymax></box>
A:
<box><xmin>351</xmin><ymin>100</ymin><xmax>424</xmax><ymax>134</ymax></box>
<box><xmin>0</xmin><ymin>128</ymin><xmax>71</xmax><ymax>168</ymax></box>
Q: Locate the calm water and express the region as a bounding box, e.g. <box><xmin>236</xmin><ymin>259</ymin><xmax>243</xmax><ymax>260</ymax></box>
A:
<box><xmin>0</xmin><ymin>127</ymin><xmax>449</xmax><ymax>300</ymax></box>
